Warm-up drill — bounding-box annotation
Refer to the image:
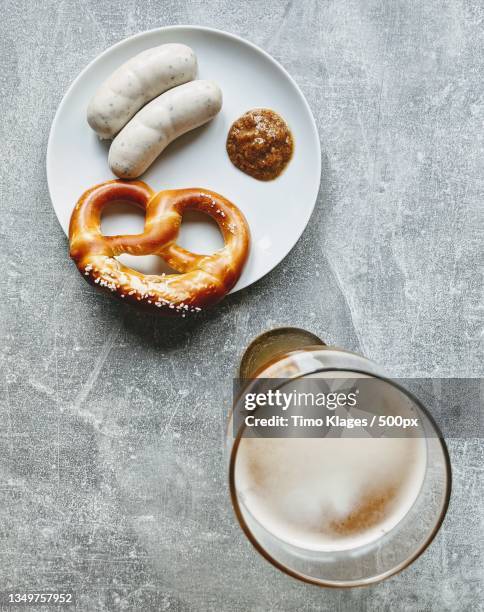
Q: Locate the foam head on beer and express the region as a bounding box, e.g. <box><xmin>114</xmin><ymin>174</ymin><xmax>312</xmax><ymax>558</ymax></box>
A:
<box><xmin>235</xmin><ymin>435</ymin><xmax>427</xmax><ymax>551</ymax></box>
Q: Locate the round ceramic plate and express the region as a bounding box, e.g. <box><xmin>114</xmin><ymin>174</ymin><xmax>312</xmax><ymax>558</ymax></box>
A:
<box><xmin>47</xmin><ymin>26</ymin><xmax>321</xmax><ymax>292</ymax></box>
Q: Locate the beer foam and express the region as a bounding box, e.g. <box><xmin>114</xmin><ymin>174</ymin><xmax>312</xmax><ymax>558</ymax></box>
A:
<box><xmin>235</xmin><ymin>436</ymin><xmax>427</xmax><ymax>551</ymax></box>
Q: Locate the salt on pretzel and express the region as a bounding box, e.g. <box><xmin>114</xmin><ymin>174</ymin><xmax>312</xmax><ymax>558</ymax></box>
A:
<box><xmin>69</xmin><ymin>180</ymin><xmax>250</xmax><ymax>315</ymax></box>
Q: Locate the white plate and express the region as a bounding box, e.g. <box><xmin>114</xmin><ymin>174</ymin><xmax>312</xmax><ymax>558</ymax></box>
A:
<box><xmin>47</xmin><ymin>26</ymin><xmax>321</xmax><ymax>292</ymax></box>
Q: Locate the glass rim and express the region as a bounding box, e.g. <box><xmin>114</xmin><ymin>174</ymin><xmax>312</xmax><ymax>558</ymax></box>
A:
<box><xmin>228</xmin><ymin>366</ymin><xmax>452</xmax><ymax>588</ymax></box>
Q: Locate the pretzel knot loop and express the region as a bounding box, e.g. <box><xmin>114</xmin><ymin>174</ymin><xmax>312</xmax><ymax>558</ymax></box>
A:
<box><xmin>69</xmin><ymin>180</ymin><xmax>250</xmax><ymax>315</ymax></box>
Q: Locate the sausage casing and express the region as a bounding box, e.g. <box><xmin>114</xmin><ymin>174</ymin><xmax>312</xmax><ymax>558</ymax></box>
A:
<box><xmin>108</xmin><ymin>80</ymin><xmax>223</xmax><ymax>178</ymax></box>
<box><xmin>87</xmin><ymin>44</ymin><xmax>197</xmax><ymax>139</ymax></box>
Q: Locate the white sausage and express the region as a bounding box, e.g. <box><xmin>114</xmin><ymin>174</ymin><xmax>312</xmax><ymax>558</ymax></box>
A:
<box><xmin>87</xmin><ymin>44</ymin><xmax>197</xmax><ymax>139</ymax></box>
<box><xmin>108</xmin><ymin>80</ymin><xmax>223</xmax><ymax>179</ymax></box>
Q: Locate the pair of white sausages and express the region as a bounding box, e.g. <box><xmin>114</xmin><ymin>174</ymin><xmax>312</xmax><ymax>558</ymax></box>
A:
<box><xmin>87</xmin><ymin>43</ymin><xmax>222</xmax><ymax>178</ymax></box>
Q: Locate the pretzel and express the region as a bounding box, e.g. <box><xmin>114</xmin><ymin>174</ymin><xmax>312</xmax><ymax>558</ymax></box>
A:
<box><xmin>69</xmin><ymin>180</ymin><xmax>250</xmax><ymax>315</ymax></box>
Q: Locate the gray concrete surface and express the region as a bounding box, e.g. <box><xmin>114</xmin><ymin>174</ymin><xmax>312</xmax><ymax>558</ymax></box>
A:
<box><xmin>0</xmin><ymin>0</ymin><xmax>482</xmax><ymax>610</ymax></box>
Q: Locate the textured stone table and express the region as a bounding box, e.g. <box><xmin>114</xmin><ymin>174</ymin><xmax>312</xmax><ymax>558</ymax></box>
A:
<box><xmin>0</xmin><ymin>1</ymin><xmax>482</xmax><ymax>610</ymax></box>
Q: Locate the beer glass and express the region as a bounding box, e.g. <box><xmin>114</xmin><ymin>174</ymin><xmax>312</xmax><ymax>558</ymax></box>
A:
<box><xmin>227</xmin><ymin>328</ymin><xmax>451</xmax><ymax>587</ymax></box>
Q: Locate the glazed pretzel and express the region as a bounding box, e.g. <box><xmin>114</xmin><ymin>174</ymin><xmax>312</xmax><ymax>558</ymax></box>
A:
<box><xmin>69</xmin><ymin>180</ymin><xmax>250</xmax><ymax>315</ymax></box>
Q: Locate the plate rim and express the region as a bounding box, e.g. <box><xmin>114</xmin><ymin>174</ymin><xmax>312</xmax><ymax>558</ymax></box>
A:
<box><xmin>46</xmin><ymin>24</ymin><xmax>322</xmax><ymax>291</ymax></box>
